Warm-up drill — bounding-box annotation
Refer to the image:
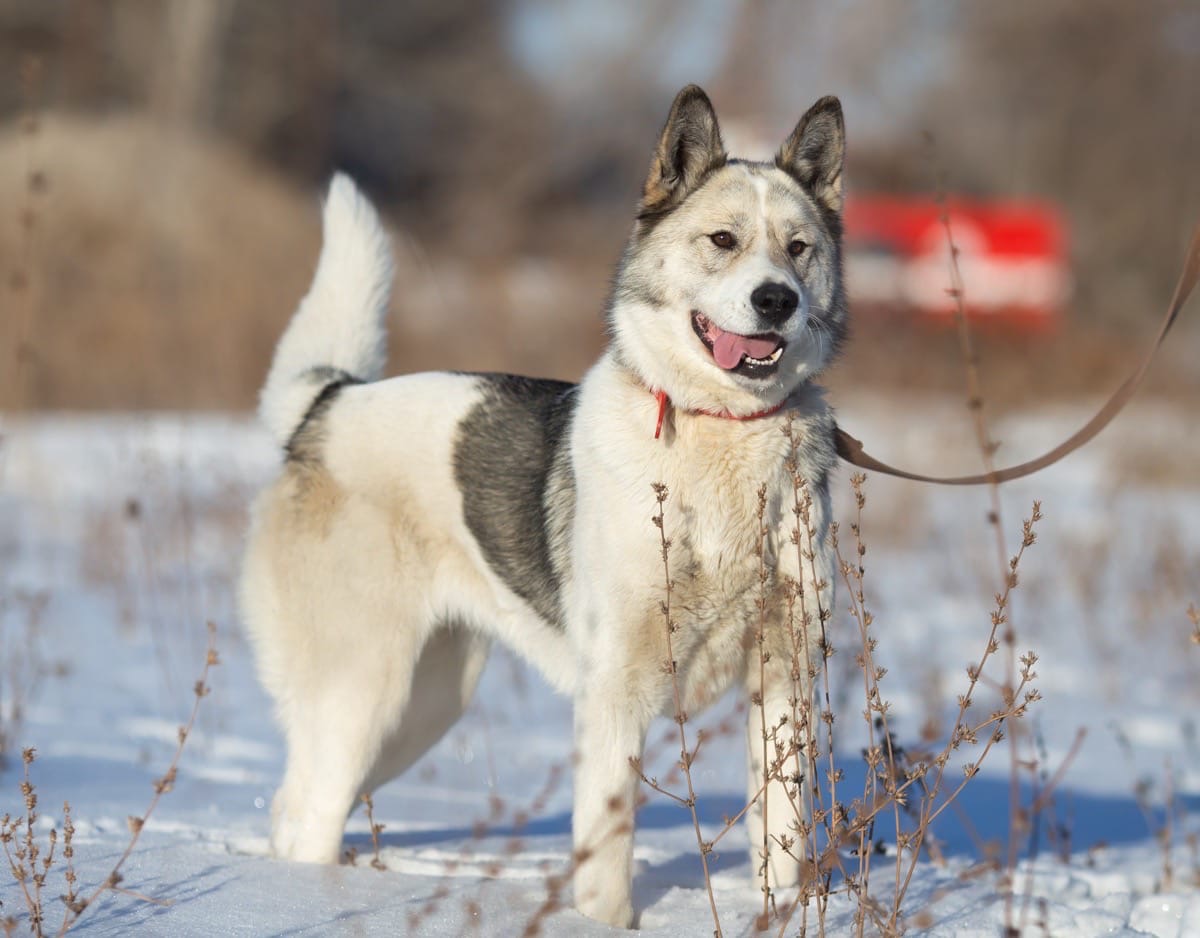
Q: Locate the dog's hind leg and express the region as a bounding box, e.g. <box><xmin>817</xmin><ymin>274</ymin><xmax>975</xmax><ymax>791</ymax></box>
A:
<box><xmin>269</xmin><ymin>623</ymin><xmax>426</xmax><ymax>864</ymax></box>
<box><xmin>359</xmin><ymin>624</ymin><xmax>491</xmax><ymax>794</ymax></box>
<box><xmin>269</xmin><ymin>623</ymin><xmax>490</xmax><ymax>864</ymax></box>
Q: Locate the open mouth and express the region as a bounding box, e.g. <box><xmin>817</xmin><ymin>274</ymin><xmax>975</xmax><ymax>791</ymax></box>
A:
<box><xmin>691</xmin><ymin>312</ymin><xmax>786</xmax><ymax>379</ymax></box>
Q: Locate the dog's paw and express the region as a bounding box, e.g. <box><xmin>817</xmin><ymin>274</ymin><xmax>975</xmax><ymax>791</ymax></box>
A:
<box><xmin>575</xmin><ymin>880</ymin><xmax>635</xmax><ymax>929</ymax></box>
<box><xmin>270</xmin><ymin>797</ymin><xmax>344</xmax><ymax>864</ymax></box>
<box><xmin>576</xmin><ymin>899</ymin><xmax>634</xmax><ymax>930</ymax></box>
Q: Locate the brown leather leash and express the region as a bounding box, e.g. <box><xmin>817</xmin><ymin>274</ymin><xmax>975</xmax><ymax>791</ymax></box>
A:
<box><xmin>834</xmin><ymin>222</ymin><xmax>1200</xmax><ymax>486</ymax></box>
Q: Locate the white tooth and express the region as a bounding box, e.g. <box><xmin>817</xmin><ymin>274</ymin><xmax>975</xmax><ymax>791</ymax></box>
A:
<box><xmin>746</xmin><ymin>346</ymin><xmax>784</xmax><ymax>366</ymax></box>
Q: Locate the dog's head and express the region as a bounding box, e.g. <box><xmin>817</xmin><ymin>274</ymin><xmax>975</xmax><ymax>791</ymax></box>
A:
<box><xmin>609</xmin><ymin>85</ymin><xmax>847</xmax><ymax>415</ymax></box>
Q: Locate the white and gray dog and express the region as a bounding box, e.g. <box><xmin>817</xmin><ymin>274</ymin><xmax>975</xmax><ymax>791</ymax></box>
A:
<box><xmin>242</xmin><ymin>84</ymin><xmax>847</xmax><ymax>927</ymax></box>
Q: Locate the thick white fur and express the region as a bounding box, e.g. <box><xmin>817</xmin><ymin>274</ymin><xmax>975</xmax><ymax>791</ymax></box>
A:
<box><xmin>566</xmin><ymin>367</ymin><xmax>834</xmax><ymax>926</ymax></box>
<box><xmin>244</xmin><ymin>168</ymin><xmax>838</xmax><ymax>929</ymax></box>
<box><xmin>258</xmin><ymin>173</ymin><xmax>394</xmax><ymax>447</ymax></box>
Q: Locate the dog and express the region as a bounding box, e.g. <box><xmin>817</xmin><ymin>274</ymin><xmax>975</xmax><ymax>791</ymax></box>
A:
<box><xmin>241</xmin><ymin>84</ymin><xmax>847</xmax><ymax>928</ymax></box>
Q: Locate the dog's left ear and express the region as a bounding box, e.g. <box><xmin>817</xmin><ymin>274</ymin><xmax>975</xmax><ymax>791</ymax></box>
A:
<box><xmin>776</xmin><ymin>96</ymin><xmax>845</xmax><ymax>215</ymax></box>
<box><xmin>640</xmin><ymin>84</ymin><xmax>727</xmax><ymax>217</ymax></box>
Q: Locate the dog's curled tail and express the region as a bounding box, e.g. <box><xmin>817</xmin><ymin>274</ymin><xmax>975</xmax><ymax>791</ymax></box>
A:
<box><xmin>259</xmin><ymin>173</ymin><xmax>394</xmax><ymax>449</ymax></box>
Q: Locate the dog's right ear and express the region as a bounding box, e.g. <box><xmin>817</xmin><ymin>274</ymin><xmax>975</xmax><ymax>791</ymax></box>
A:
<box><xmin>639</xmin><ymin>85</ymin><xmax>726</xmax><ymax>218</ymax></box>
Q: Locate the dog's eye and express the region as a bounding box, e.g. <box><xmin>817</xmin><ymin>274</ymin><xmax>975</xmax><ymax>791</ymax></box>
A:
<box><xmin>709</xmin><ymin>231</ymin><xmax>736</xmax><ymax>250</ymax></box>
<box><xmin>788</xmin><ymin>239</ymin><xmax>809</xmax><ymax>258</ymax></box>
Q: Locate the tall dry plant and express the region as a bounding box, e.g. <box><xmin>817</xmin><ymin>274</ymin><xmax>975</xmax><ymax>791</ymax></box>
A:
<box><xmin>0</xmin><ymin>623</ymin><xmax>219</xmax><ymax>937</ymax></box>
<box><xmin>935</xmin><ymin>174</ymin><xmax>1036</xmax><ymax>934</ymax></box>
<box><xmin>0</xmin><ymin>53</ymin><xmax>50</xmax><ymax>774</ymax></box>
<box><xmin>627</xmin><ymin>424</ymin><xmax>1048</xmax><ymax>937</ymax></box>
<box><xmin>1</xmin><ymin>55</ymin><xmax>46</xmax><ymax>418</ymax></box>
<box><xmin>0</xmin><ymin>591</ymin><xmax>47</xmax><ymax>768</ymax></box>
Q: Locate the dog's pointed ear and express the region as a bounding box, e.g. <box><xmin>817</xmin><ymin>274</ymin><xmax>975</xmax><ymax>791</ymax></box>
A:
<box><xmin>640</xmin><ymin>85</ymin><xmax>726</xmax><ymax>216</ymax></box>
<box><xmin>776</xmin><ymin>96</ymin><xmax>845</xmax><ymax>214</ymax></box>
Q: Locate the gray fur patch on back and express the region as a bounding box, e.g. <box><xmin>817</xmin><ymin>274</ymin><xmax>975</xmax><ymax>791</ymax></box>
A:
<box><xmin>453</xmin><ymin>375</ymin><xmax>578</xmax><ymax>630</ymax></box>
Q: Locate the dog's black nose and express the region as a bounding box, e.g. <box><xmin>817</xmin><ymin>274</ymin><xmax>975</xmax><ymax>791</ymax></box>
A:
<box><xmin>750</xmin><ymin>282</ymin><xmax>799</xmax><ymax>326</ymax></box>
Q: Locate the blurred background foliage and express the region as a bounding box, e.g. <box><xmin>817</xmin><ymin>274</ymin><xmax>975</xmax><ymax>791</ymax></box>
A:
<box><xmin>0</xmin><ymin>0</ymin><xmax>1197</xmax><ymax>410</ymax></box>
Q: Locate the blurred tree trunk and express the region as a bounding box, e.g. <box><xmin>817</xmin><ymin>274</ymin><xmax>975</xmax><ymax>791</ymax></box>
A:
<box><xmin>924</xmin><ymin>0</ymin><xmax>1200</xmax><ymax>327</ymax></box>
<box><xmin>150</xmin><ymin>0</ymin><xmax>233</xmax><ymax>128</ymax></box>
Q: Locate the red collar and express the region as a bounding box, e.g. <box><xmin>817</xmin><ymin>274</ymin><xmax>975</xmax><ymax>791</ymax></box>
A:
<box><xmin>650</xmin><ymin>388</ymin><xmax>789</xmax><ymax>439</ymax></box>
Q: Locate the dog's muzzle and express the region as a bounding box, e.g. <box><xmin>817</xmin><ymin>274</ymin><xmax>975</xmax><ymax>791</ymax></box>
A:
<box><xmin>691</xmin><ymin>311</ymin><xmax>786</xmax><ymax>379</ymax></box>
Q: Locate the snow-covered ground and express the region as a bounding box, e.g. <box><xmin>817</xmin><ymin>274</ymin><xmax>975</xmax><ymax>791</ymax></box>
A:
<box><xmin>1</xmin><ymin>396</ymin><xmax>1197</xmax><ymax>936</ymax></box>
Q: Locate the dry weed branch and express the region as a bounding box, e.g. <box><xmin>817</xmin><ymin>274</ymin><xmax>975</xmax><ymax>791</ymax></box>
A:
<box><xmin>406</xmin><ymin>756</ymin><xmax>570</xmax><ymax>934</ymax></box>
<box><xmin>54</xmin><ymin>622</ymin><xmax>219</xmax><ymax>935</ymax></box>
<box><xmin>752</xmin><ymin>482</ymin><xmax>776</xmax><ymax>926</ymax></box>
<box><xmin>887</xmin><ymin>505</ymin><xmax>1042</xmax><ymax>930</ymax></box>
<box><xmin>360</xmin><ymin>793</ymin><xmax>386</xmax><ymax>871</ymax></box>
<box><xmin>830</xmin><ymin>474</ymin><xmax>903</xmax><ymax>936</ymax></box>
<box><xmin>934</xmin><ymin>171</ymin><xmax>1033</xmax><ymax>934</ymax></box>
<box><xmin>0</xmin><ymin>623</ymin><xmax>218</xmax><ymax>937</ymax></box>
<box><xmin>2</xmin><ymin>55</ymin><xmax>47</xmax><ymax>418</ymax></box>
<box><xmin>1017</xmin><ymin>726</ymin><xmax>1087</xmax><ymax>931</ymax></box>
<box><xmin>0</xmin><ymin>592</ymin><xmax>48</xmax><ymax>770</ymax></box>
<box><xmin>769</xmin><ymin>495</ymin><xmax>1044</xmax><ymax>935</ymax></box>
<box><xmin>634</xmin><ymin>483</ymin><xmax>723</xmax><ymax>936</ymax></box>
<box><xmin>0</xmin><ymin>749</ymin><xmax>48</xmax><ymax>933</ymax></box>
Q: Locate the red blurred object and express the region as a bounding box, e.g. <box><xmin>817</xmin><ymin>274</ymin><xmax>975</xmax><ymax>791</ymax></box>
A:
<box><xmin>843</xmin><ymin>195</ymin><xmax>1071</xmax><ymax>330</ymax></box>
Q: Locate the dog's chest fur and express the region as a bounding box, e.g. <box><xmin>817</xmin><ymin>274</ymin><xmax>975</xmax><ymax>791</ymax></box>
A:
<box><xmin>560</xmin><ymin>369</ymin><xmax>837</xmax><ymax>710</ymax></box>
<box><xmin>652</xmin><ymin>417</ymin><xmax>833</xmax><ymax>708</ymax></box>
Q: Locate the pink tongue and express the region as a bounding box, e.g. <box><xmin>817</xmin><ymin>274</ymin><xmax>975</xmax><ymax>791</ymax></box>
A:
<box><xmin>710</xmin><ymin>327</ymin><xmax>780</xmax><ymax>370</ymax></box>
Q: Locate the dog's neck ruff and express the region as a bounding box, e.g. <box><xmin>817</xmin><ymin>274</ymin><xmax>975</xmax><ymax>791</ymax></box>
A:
<box><xmin>649</xmin><ymin>388</ymin><xmax>788</xmax><ymax>439</ymax></box>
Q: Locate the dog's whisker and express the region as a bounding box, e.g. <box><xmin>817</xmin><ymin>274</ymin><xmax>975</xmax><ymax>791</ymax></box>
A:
<box><xmin>803</xmin><ymin>316</ymin><xmax>830</xmax><ymax>360</ymax></box>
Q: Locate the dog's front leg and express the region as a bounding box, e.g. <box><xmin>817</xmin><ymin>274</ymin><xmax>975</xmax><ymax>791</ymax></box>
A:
<box><xmin>572</xmin><ymin>677</ymin><xmax>652</xmax><ymax>928</ymax></box>
<box><xmin>745</xmin><ymin>656</ymin><xmax>813</xmax><ymax>893</ymax></box>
